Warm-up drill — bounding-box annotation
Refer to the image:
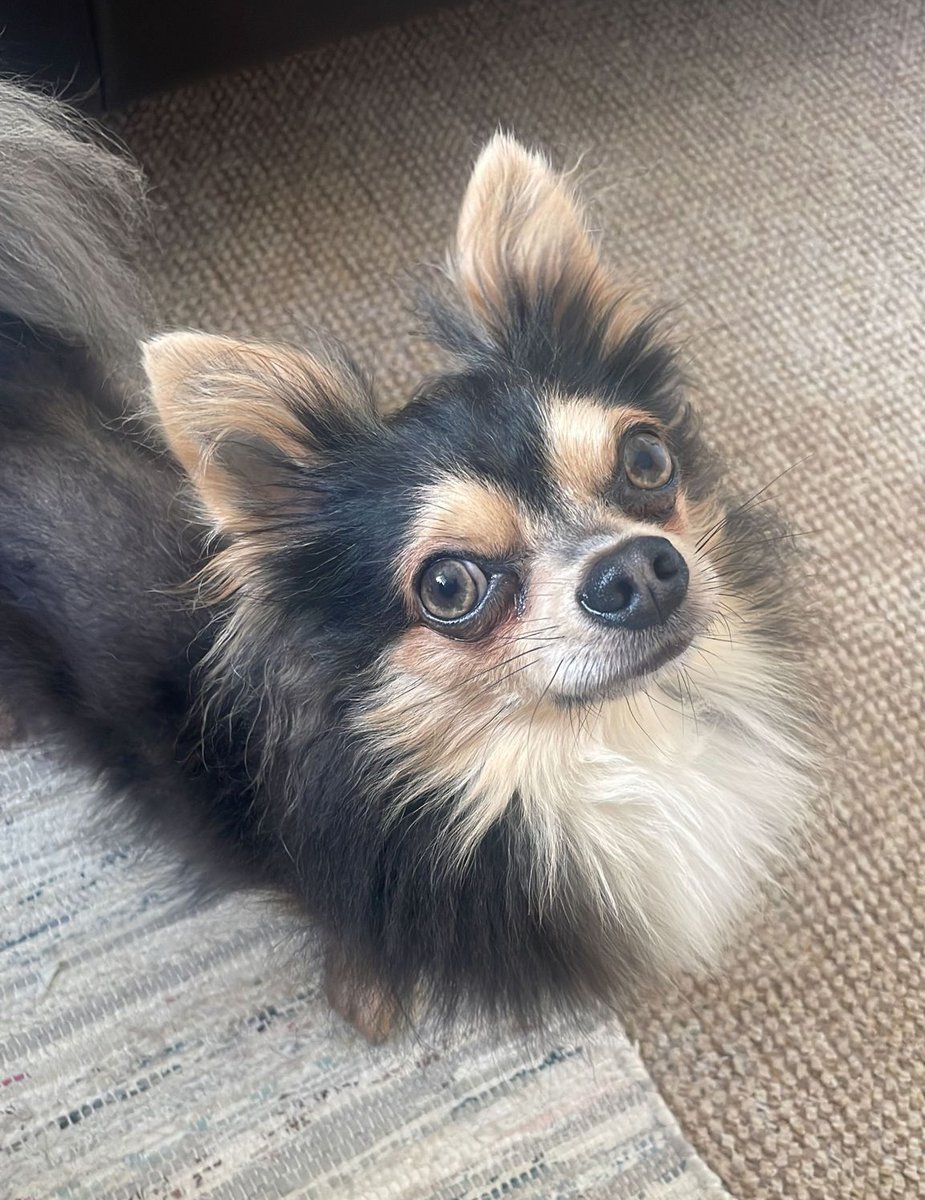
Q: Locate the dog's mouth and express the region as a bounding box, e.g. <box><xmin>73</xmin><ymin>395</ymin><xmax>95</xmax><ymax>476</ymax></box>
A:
<box><xmin>552</xmin><ymin>629</ymin><xmax>698</xmax><ymax>709</ymax></box>
<box><xmin>628</xmin><ymin>630</ymin><xmax>697</xmax><ymax>678</ymax></box>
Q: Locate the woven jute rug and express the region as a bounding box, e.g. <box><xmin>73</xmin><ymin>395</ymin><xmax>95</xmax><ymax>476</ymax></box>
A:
<box><xmin>1</xmin><ymin>0</ymin><xmax>922</xmax><ymax>1195</ymax></box>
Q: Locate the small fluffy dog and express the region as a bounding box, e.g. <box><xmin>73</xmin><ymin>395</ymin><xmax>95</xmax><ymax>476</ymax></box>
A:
<box><xmin>0</xmin><ymin>83</ymin><xmax>811</xmax><ymax>1038</ymax></box>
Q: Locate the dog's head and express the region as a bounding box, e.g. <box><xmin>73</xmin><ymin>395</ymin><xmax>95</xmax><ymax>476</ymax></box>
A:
<box><xmin>143</xmin><ymin>136</ymin><xmax>736</xmax><ymax>707</ymax></box>
<box><xmin>143</xmin><ymin>135</ymin><xmax>808</xmax><ymax>1004</ymax></box>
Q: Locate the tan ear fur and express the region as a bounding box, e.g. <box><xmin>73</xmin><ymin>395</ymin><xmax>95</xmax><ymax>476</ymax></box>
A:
<box><xmin>453</xmin><ymin>133</ymin><xmax>645</xmax><ymax>345</ymax></box>
<box><xmin>142</xmin><ymin>331</ymin><xmax>368</xmax><ymax>532</ymax></box>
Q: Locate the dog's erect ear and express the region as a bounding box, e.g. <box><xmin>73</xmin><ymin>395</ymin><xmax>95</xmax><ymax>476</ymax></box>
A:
<box><xmin>451</xmin><ymin>133</ymin><xmax>624</xmax><ymax>342</ymax></box>
<box><xmin>142</xmin><ymin>331</ymin><xmax>374</xmax><ymax>533</ymax></box>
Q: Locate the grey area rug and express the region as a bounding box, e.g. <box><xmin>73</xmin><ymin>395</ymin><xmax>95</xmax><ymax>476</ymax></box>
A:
<box><xmin>0</xmin><ymin>746</ymin><xmax>729</xmax><ymax>1199</ymax></box>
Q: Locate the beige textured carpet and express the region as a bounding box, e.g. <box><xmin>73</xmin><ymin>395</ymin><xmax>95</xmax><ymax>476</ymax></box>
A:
<box><xmin>3</xmin><ymin>0</ymin><xmax>922</xmax><ymax>1196</ymax></box>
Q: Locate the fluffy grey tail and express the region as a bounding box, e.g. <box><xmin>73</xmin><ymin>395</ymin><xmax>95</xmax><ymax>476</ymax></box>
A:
<box><xmin>0</xmin><ymin>80</ymin><xmax>149</xmax><ymax>375</ymax></box>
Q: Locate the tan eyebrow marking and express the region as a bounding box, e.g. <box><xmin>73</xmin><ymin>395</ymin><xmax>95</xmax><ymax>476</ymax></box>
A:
<box><xmin>394</xmin><ymin>475</ymin><xmax>528</xmax><ymax>602</ymax></box>
<box><xmin>545</xmin><ymin>395</ymin><xmax>655</xmax><ymax>504</ymax></box>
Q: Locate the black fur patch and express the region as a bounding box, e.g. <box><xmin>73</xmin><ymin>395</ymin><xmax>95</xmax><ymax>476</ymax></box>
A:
<box><xmin>417</xmin><ymin>279</ymin><xmax>721</xmax><ymax>506</ymax></box>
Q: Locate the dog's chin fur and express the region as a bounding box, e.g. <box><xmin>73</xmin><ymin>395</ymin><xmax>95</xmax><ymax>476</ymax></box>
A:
<box><xmin>0</xmin><ymin>89</ymin><xmax>814</xmax><ymax>1037</ymax></box>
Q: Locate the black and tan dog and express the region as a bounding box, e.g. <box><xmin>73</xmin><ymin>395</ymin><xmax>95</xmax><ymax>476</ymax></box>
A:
<box><xmin>0</xmin><ymin>82</ymin><xmax>811</xmax><ymax>1038</ymax></box>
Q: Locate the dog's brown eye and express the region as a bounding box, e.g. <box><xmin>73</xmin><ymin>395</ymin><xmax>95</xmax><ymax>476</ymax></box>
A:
<box><xmin>419</xmin><ymin>558</ymin><xmax>488</xmax><ymax>621</ymax></box>
<box><xmin>622</xmin><ymin>431</ymin><xmax>674</xmax><ymax>490</ymax></box>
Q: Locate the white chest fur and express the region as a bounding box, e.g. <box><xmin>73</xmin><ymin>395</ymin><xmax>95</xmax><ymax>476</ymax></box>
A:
<box><xmin>446</xmin><ymin>635</ymin><xmax>812</xmax><ymax>970</ymax></box>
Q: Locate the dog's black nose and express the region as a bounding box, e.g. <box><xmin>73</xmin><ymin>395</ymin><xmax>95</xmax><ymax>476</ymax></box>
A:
<box><xmin>578</xmin><ymin>536</ymin><xmax>689</xmax><ymax>629</ymax></box>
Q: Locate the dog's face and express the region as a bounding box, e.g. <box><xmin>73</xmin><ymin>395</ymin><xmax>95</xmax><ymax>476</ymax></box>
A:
<box><xmin>143</xmin><ymin>135</ymin><xmax>728</xmax><ymax>707</ymax></box>
<box><xmin>143</xmin><ymin>136</ymin><xmax>804</xmax><ymax>980</ymax></box>
<box><xmin>382</xmin><ymin>389</ymin><xmax>717</xmax><ymax>712</ymax></box>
